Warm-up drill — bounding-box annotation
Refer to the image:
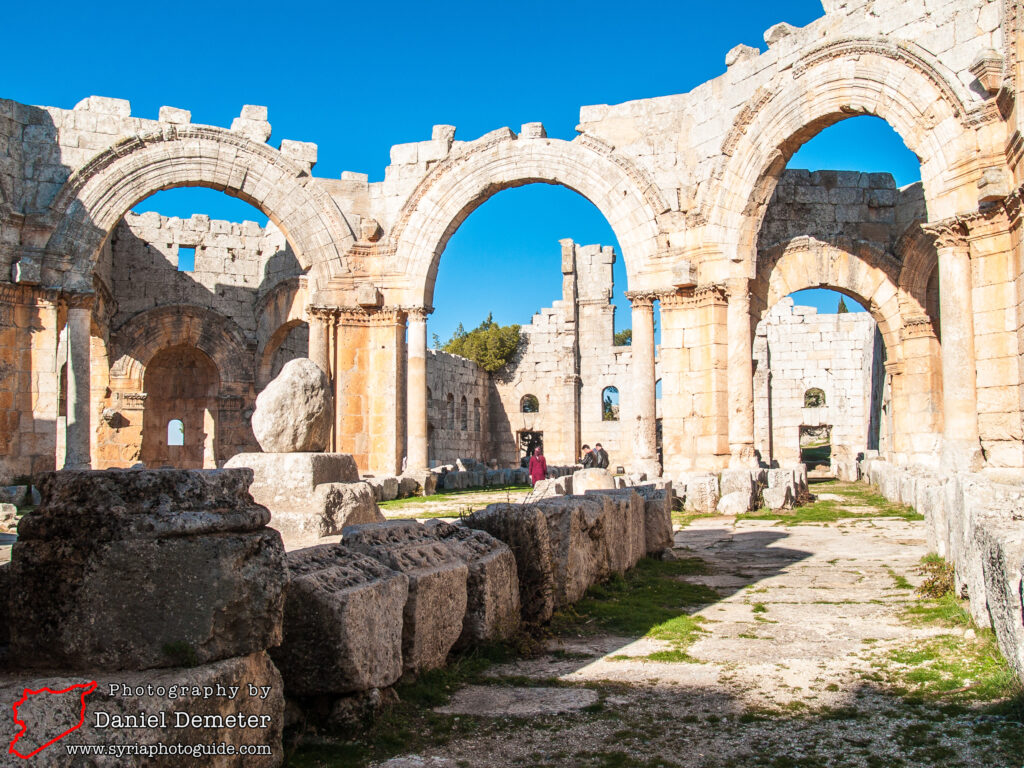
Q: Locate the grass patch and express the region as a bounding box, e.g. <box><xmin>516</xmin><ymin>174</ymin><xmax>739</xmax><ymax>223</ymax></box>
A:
<box><xmin>671</xmin><ymin>510</ymin><xmax>717</xmax><ymax>529</ymax></box>
<box><xmin>885</xmin><ymin>566</ymin><xmax>913</xmax><ymax>590</ymax></box>
<box><xmin>550</xmin><ymin>557</ymin><xmax>717</xmax><ymax>662</ymax></box>
<box><xmin>915</xmin><ymin>554</ymin><xmax>955</xmax><ymax>598</ymax></box>
<box><xmin>738</xmin><ymin>480</ymin><xmax>923</xmax><ymax>524</ymax></box>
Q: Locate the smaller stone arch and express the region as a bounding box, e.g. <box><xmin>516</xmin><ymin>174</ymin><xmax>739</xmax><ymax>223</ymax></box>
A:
<box><xmin>459</xmin><ymin>396</ymin><xmax>468</xmax><ymax>431</ymax></box>
<box><xmin>446</xmin><ymin>394</ymin><xmax>455</xmax><ymax>430</ymax></box>
<box><xmin>473</xmin><ymin>398</ymin><xmax>481</xmax><ymax>433</ymax></box>
<box><xmin>804</xmin><ymin>387</ymin><xmax>826</xmax><ymax>408</ymax></box>
<box><xmin>110</xmin><ymin>305</ymin><xmax>255</xmax><ymax>389</ymax></box>
<box><xmin>755</xmin><ymin>236</ymin><xmax>905</xmax><ymax>362</ymax></box>
<box><xmin>602</xmin><ymin>386</ymin><xmax>620</xmax><ymax>422</ymax></box>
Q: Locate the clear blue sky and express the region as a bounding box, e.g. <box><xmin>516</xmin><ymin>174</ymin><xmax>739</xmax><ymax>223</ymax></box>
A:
<box><xmin>5</xmin><ymin>0</ymin><xmax>921</xmax><ymax>340</ymax></box>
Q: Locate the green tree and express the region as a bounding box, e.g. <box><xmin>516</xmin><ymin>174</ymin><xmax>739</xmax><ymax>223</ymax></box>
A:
<box><xmin>613</xmin><ymin>329</ymin><xmax>632</xmax><ymax>346</ymax></box>
<box><xmin>837</xmin><ymin>297</ymin><xmax>849</xmax><ymax>314</ymax></box>
<box><xmin>439</xmin><ymin>313</ymin><xmax>521</xmax><ymax>372</ymax></box>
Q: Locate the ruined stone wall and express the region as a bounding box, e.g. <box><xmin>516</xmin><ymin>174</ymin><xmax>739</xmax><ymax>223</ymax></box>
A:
<box><xmin>101</xmin><ymin>212</ymin><xmax>300</xmax><ymax>337</ymax></box>
<box><xmin>426</xmin><ymin>350</ymin><xmax>490</xmax><ymax>466</ymax></box>
<box><xmin>754</xmin><ymin>299</ymin><xmax>883</xmax><ymax>470</ymax></box>
<box><xmin>757</xmin><ymin>170</ymin><xmax>926</xmax><ymax>252</ymax></box>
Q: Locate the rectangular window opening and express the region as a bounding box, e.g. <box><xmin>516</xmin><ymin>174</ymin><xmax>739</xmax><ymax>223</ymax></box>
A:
<box><xmin>177</xmin><ymin>247</ymin><xmax>196</xmax><ymax>272</ymax></box>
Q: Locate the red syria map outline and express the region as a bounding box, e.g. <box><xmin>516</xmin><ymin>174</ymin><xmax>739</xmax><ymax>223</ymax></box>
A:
<box><xmin>8</xmin><ymin>681</ymin><xmax>98</xmax><ymax>759</ymax></box>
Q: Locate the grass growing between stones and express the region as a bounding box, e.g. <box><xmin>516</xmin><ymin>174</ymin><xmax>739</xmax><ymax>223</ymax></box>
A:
<box><xmin>670</xmin><ymin>511</ymin><xmax>717</xmax><ymax>529</ymax></box>
<box><xmin>550</xmin><ymin>558</ymin><xmax>718</xmax><ymax>662</ymax></box>
<box><xmin>737</xmin><ymin>480</ymin><xmax>923</xmax><ymax>525</ymax></box>
<box><xmin>377</xmin><ymin>484</ymin><xmax>533</xmax><ymax>518</ymax></box>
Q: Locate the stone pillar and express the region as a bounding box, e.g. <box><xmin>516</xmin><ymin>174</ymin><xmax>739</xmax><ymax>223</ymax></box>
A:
<box><xmin>930</xmin><ymin>222</ymin><xmax>983</xmax><ymax>471</ymax></box>
<box><xmin>726</xmin><ymin>278</ymin><xmax>757</xmax><ymax>468</ymax></box>
<box><xmin>308</xmin><ymin>307</ymin><xmax>331</xmax><ymax>375</ymax></box>
<box><xmin>626</xmin><ymin>291</ymin><xmax>660</xmax><ymax>477</ymax></box>
<box><xmin>406</xmin><ymin>307</ymin><xmax>431</xmax><ymax>472</ymax></box>
<box><xmin>63</xmin><ymin>296</ymin><xmax>93</xmax><ymax>470</ymax></box>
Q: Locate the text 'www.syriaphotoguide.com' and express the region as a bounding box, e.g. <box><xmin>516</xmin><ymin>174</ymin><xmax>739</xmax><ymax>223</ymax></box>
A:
<box><xmin>63</xmin><ymin>742</ymin><xmax>273</xmax><ymax>758</ymax></box>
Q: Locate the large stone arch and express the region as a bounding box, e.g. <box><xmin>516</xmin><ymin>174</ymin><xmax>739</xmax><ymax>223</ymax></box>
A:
<box><xmin>110</xmin><ymin>305</ymin><xmax>255</xmax><ymax>389</ymax></box>
<box><xmin>755</xmin><ymin>236</ymin><xmax>906</xmax><ymax>362</ymax></box>
<box><xmin>45</xmin><ymin>126</ymin><xmax>355</xmax><ymax>291</ymax></box>
<box><xmin>390</xmin><ymin>133</ymin><xmax>669</xmax><ymax>305</ymax></box>
<box><xmin>708</xmin><ymin>38</ymin><xmax>978</xmax><ymax>269</ymax></box>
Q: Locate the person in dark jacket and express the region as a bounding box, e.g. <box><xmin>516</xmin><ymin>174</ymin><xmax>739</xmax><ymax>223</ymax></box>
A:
<box><xmin>594</xmin><ymin>443</ymin><xmax>609</xmax><ymax>469</ymax></box>
<box><xmin>580</xmin><ymin>444</ymin><xmax>596</xmax><ymax>468</ymax></box>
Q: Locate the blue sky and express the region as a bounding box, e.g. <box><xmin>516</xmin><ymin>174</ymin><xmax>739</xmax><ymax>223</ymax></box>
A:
<box><xmin>5</xmin><ymin>0</ymin><xmax>921</xmax><ymax>340</ymax></box>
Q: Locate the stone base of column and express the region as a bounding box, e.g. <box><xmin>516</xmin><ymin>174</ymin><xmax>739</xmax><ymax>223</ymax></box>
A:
<box><xmin>728</xmin><ymin>443</ymin><xmax>759</xmax><ymax>470</ymax></box>
<box><xmin>941</xmin><ymin>439</ymin><xmax>984</xmax><ymax>473</ymax></box>
<box><xmin>631</xmin><ymin>458</ymin><xmax>663</xmax><ymax>480</ymax></box>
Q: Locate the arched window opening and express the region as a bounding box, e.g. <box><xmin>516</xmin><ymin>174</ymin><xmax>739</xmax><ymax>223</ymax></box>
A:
<box><xmin>602</xmin><ymin>386</ymin><xmax>620</xmax><ymax>421</ymax></box>
<box><xmin>459</xmin><ymin>396</ymin><xmax>468</xmax><ymax>431</ymax></box>
<box><xmin>655</xmin><ymin>379</ymin><xmax>662</xmax><ymax>400</ymax></box>
<box><xmin>521</xmin><ymin>394</ymin><xmax>539</xmax><ymax>413</ymax></box>
<box><xmin>58</xmin><ymin>363</ymin><xmax>67</xmax><ymax>418</ymax></box>
<box><xmin>167</xmin><ymin>419</ymin><xmax>185</xmax><ymax>446</ymax></box>
<box><xmin>446</xmin><ymin>394</ymin><xmax>455</xmax><ymax>430</ymax></box>
<box><xmin>804</xmin><ymin>388</ymin><xmax>826</xmax><ymax>408</ymax></box>
<box><xmin>473</xmin><ymin>398</ymin><xmax>481</xmax><ymax>432</ymax></box>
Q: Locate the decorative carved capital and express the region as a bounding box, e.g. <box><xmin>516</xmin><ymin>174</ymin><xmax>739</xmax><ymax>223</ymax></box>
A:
<box><xmin>403</xmin><ymin>306</ymin><xmax>434</xmax><ymax>322</ymax></box>
<box><xmin>922</xmin><ymin>219</ymin><xmax>968</xmax><ymax>250</ymax></box>
<box><xmin>62</xmin><ymin>291</ymin><xmax>95</xmax><ymax>310</ymax></box>
<box><xmin>624</xmin><ymin>290</ymin><xmax>659</xmax><ymax>309</ymax></box>
<box><xmin>901</xmin><ymin>314</ymin><xmax>938</xmax><ymax>341</ymax></box>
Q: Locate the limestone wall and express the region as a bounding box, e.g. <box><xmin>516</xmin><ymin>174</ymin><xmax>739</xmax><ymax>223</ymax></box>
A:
<box><xmin>754</xmin><ymin>299</ymin><xmax>884</xmax><ymax>472</ymax></box>
<box><xmin>100</xmin><ymin>212</ymin><xmax>301</xmax><ymax>337</ymax></box>
<box><xmin>758</xmin><ymin>170</ymin><xmax>926</xmax><ymax>252</ymax></box>
<box><xmin>426</xmin><ymin>350</ymin><xmax>490</xmax><ymax>466</ymax></box>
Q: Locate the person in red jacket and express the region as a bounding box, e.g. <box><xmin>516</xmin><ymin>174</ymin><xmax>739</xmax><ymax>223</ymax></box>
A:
<box><xmin>528</xmin><ymin>446</ymin><xmax>548</xmax><ymax>486</ymax></box>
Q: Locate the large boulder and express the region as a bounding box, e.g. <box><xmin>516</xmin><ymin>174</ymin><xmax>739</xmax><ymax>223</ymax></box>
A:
<box><xmin>0</xmin><ymin>485</ymin><xmax>29</xmax><ymax>507</ymax></box>
<box><xmin>251</xmin><ymin>358</ymin><xmax>332</xmax><ymax>453</ymax></box>
<box><xmin>424</xmin><ymin>521</ymin><xmax>521</xmax><ymax>647</ymax></box>
<box><xmin>528</xmin><ymin>476</ymin><xmax>572</xmax><ymax>500</ymax></box>
<box><xmin>9</xmin><ymin>469</ymin><xmax>285</xmax><ymax>671</ymax></box>
<box><xmin>272</xmin><ymin>545</ymin><xmax>408</xmax><ymax>695</ymax></box>
<box><xmin>465</xmin><ymin>503</ymin><xmax>556</xmax><ymax>623</ymax></box>
<box><xmin>532</xmin><ymin>496</ymin><xmax>611</xmax><ymax>605</ymax></box>
<box><xmin>342</xmin><ymin>520</ymin><xmax>468</xmax><ymax>674</ymax></box>
<box><xmin>571</xmin><ymin>468</ymin><xmax>615</xmax><ymax>495</ymax></box>
<box><xmin>0</xmin><ymin>652</ymin><xmax>282</xmax><ymax>767</ymax></box>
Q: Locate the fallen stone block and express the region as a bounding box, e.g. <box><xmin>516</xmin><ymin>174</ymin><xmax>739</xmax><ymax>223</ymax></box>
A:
<box><xmin>630</xmin><ymin>482</ymin><xmax>674</xmax><ymax>552</ymax></box>
<box><xmin>528</xmin><ymin>476</ymin><xmax>572</xmax><ymax>500</ymax></box>
<box><xmin>425</xmin><ymin>521</ymin><xmax>521</xmax><ymax>647</ymax></box>
<box><xmin>0</xmin><ymin>485</ymin><xmax>29</xmax><ymax>507</ymax></box>
<box><xmin>720</xmin><ymin>469</ymin><xmax>757</xmax><ymax>509</ymax></box>
<box><xmin>0</xmin><ymin>652</ymin><xmax>283</xmax><ymax>767</ymax></box>
<box><xmin>10</xmin><ymin>469</ymin><xmax>285</xmax><ymax>671</ymax></box>
<box><xmin>684</xmin><ymin>475</ymin><xmax>719</xmax><ymax>514</ymax></box>
<box><xmin>271</xmin><ymin>544</ymin><xmax>408</xmax><ymax>695</ymax></box>
<box><xmin>717</xmin><ymin>490</ymin><xmax>750</xmax><ymax>516</ymax></box>
<box><xmin>0</xmin><ymin>502</ymin><xmax>16</xmax><ymax>532</ymax></box>
<box><xmin>582</xmin><ymin>490</ymin><xmax>647</xmax><ymax>571</ymax></box>
<box><xmin>224</xmin><ymin>452</ymin><xmax>379</xmax><ymax>541</ymax></box>
<box><xmin>532</xmin><ymin>496</ymin><xmax>609</xmax><ymax>605</ymax></box>
<box><xmin>342</xmin><ymin>520</ymin><xmax>468</xmax><ymax>673</ymax></box>
<box><xmin>466</xmin><ymin>503</ymin><xmax>555</xmax><ymax>623</ymax></box>
<box><xmin>975</xmin><ymin>515</ymin><xmax>1024</xmax><ymax>680</ymax></box>
<box><xmin>398</xmin><ymin>475</ymin><xmax>419</xmax><ymax>498</ymax></box>
<box><xmin>763</xmin><ymin>484</ymin><xmax>793</xmax><ymax>510</ymax></box>
<box><xmin>572</xmin><ymin>468</ymin><xmax>615</xmax><ymax>494</ymax></box>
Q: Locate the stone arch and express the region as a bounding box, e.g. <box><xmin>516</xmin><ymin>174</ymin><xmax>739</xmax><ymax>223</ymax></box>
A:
<box><xmin>390</xmin><ymin>134</ymin><xmax>668</xmax><ymax>305</ymax></box>
<box><xmin>255</xmin><ymin>277</ymin><xmax>309</xmax><ymax>388</ymax></box>
<box><xmin>755</xmin><ymin>236</ymin><xmax>905</xmax><ymax>362</ymax></box>
<box><xmin>110</xmin><ymin>305</ymin><xmax>254</xmax><ymax>389</ymax></box>
<box><xmin>898</xmin><ymin>226</ymin><xmax>940</xmax><ymax>329</ymax></box>
<box><xmin>708</xmin><ymin>38</ymin><xmax>976</xmax><ymax>268</ymax></box>
<box><xmin>45</xmin><ymin>126</ymin><xmax>355</xmax><ymax>290</ymax></box>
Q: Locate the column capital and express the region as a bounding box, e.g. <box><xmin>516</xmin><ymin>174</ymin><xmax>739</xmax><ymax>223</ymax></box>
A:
<box><xmin>724</xmin><ymin>276</ymin><xmax>750</xmax><ymax>301</ymax></box>
<box><xmin>62</xmin><ymin>291</ymin><xmax>95</xmax><ymax>310</ymax></box>
<box><xmin>922</xmin><ymin>219</ymin><xmax>969</xmax><ymax>250</ymax></box>
<box><xmin>624</xmin><ymin>290</ymin><xmax>658</xmax><ymax>309</ymax></box>
<box><xmin>401</xmin><ymin>305</ymin><xmax>434</xmax><ymax>322</ymax></box>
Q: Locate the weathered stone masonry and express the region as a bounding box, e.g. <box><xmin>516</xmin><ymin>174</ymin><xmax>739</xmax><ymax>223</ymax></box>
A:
<box><xmin>0</xmin><ymin>0</ymin><xmax>1023</xmax><ymax>683</ymax></box>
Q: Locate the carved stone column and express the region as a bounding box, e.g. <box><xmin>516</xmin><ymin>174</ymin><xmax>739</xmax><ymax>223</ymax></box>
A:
<box><xmin>307</xmin><ymin>306</ymin><xmax>332</xmax><ymax>376</ymax></box>
<box><xmin>626</xmin><ymin>291</ymin><xmax>660</xmax><ymax>477</ymax></box>
<box><xmin>927</xmin><ymin>221</ymin><xmax>983</xmax><ymax>471</ymax></box>
<box><xmin>64</xmin><ymin>294</ymin><xmax>94</xmax><ymax>470</ymax></box>
<box><xmin>726</xmin><ymin>278</ymin><xmax>757</xmax><ymax>468</ymax></box>
<box><xmin>406</xmin><ymin>306</ymin><xmax>431</xmax><ymax>472</ymax></box>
